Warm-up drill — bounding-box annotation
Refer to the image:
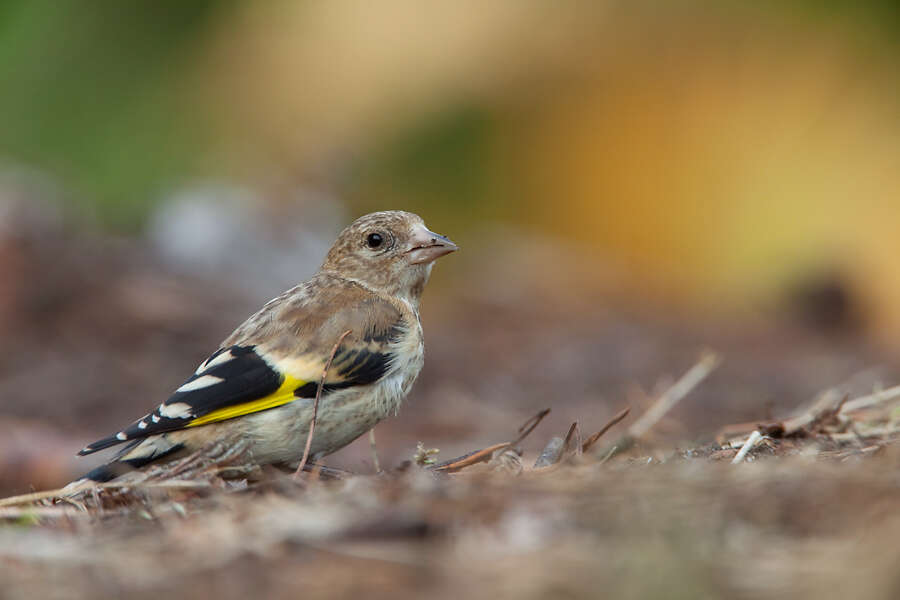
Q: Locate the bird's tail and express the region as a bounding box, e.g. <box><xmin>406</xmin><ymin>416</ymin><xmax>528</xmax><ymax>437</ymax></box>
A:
<box><xmin>77</xmin><ymin>460</ymin><xmax>140</xmax><ymax>484</ymax></box>
<box><xmin>74</xmin><ymin>436</ymin><xmax>187</xmax><ymax>485</ymax></box>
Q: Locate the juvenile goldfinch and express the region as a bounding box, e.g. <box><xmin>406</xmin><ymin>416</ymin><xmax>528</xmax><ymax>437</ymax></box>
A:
<box><xmin>75</xmin><ymin>211</ymin><xmax>457</xmax><ymax>483</ymax></box>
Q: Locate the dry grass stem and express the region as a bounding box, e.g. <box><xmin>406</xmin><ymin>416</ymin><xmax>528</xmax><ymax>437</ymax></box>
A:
<box><xmin>0</xmin><ymin>488</ymin><xmax>71</xmax><ymax>508</ymax></box>
<box><xmin>731</xmin><ymin>430</ymin><xmax>763</xmax><ymax>464</ymax></box>
<box><xmin>628</xmin><ymin>352</ymin><xmax>722</xmax><ymax>439</ymax></box>
<box><xmin>582</xmin><ymin>407</ymin><xmax>631</xmax><ymax>453</ymax></box>
<box><xmin>430</xmin><ymin>443</ymin><xmax>511</xmax><ymax>473</ymax></box>
<box><xmin>510</xmin><ymin>408</ymin><xmax>551</xmax><ymax>446</ymax></box>
<box><xmin>841</xmin><ymin>384</ymin><xmax>900</xmax><ymax>413</ymax></box>
<box><xmin>294</xmin><ymin>329</ymin><xmax>352</xmax><ymax>479</ymax></box>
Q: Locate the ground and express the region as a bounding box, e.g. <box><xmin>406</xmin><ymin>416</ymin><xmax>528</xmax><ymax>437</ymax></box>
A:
<box><xmin>1</xmin><ymin>221</ymin><xmax>899</xmax><ymax>599</ymax></box>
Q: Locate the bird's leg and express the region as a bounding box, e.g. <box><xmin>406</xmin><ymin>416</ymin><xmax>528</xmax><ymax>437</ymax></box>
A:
<box><xmin>368</xmin><ymin>427</ymin><xmax>382</xmax><ymax>474</ymax></box>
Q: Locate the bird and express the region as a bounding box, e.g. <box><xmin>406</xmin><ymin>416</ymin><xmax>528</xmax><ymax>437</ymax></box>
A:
<box><xmin>73</xmin><ymin>210</ymin><xmax>457</xmax><ymax>484</ymax></box>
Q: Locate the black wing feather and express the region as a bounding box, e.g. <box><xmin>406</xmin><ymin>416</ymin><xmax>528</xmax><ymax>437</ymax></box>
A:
<box><xmin>78</xmin><ymin>345</ymin><xmax>281</xmax><ymax>455</ymax></box>
<box><xmin>79</xmin><ymin>314</ymin><xmax>406</xmax><ymax>456</ymax></box>
<box><xmin>292</xmin><ymin>346</ymin><xmax>394</xmax><ymax>398</ymax></box>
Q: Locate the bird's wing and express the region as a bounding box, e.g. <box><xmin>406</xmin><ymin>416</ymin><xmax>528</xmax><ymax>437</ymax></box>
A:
<box><xmin>79</xmin><ymin>288</ymin><xmax>405</xmax><ymax>455</ymax></box>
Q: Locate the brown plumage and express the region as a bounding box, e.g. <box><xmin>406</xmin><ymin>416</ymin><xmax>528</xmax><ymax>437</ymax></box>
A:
<box><xmin>74</xmin><ymin>211</ymin><xmax>457</xmax><ymax>483</ymax></box>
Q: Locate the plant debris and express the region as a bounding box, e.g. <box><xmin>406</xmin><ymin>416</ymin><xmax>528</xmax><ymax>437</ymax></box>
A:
<box><xmin>2</xmin><ymin>353</ymin><xmax>900</xmax><ymax>599</ymax></box>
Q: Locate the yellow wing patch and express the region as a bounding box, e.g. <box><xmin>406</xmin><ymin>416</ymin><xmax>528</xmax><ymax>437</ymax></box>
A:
<box><xmin>186</xmin><ymin>374</ymin><xmax>306</xmax><ymax>427</ymax></box>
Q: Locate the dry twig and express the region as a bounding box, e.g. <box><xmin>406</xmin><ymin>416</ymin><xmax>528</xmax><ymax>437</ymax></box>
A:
<box><xmin>731</xmin><ymin>430</ymin><xmax>763</xmax><ymax>464</ymax></box>
<box><xmin>602</xmin><ymin>352</ymin><xmax>721</xmax><ymax>459</ymax></box>
<box><xmin>582</xmin><ymin>407</ymin><xmax>631</xmax><ymax>453</ymax></box>
<box><xmin>429</xmin><ymin>443</ymin><xmax>511</xmax><ymax>473</ymax></box>
<box><xmin>629</xmin><ymin>352</ymin><xmax>721</xmax><ymax>438</ymax></box>
<box><xmin>841</xmin><ymin>384</ymin><xmax>900</xmax><ymax>413</ymax></box>
<box><xmin>429</xmin><ymin>408</ymin><xmax>551</xmax><ymax>473</ymax></box>
<box><xmin>294</xmin><ymin>329</ymin><xmax>352</xmax><ymax>479</ymax></box>
<box><xmin>510</xmin><ymin>408</ymin><xmax>551</xmax><ymax>447</ymax></box>
<box><xmin>0</xmin><ymin>488</ymin><xmax>69</xmax><ymax>508</ymax></box>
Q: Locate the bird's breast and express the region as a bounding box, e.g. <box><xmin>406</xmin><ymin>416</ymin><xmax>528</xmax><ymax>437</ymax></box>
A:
<box><xmin>375</xmin><ymin>313</ymin><xmax>424</xmax><ymax>416</ymax></box>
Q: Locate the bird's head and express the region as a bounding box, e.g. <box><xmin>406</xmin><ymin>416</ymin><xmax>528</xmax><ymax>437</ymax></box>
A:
<box><xmin>321</xmin><ymin>211</ymin><xmax>458</xmax><ymax>302</ymax></box>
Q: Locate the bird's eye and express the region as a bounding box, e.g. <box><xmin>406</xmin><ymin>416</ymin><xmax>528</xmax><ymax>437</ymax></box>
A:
<box><xmin>366</xmin><ymin>232</ymin><xmax>384</xmax><ymax>249</ymax></box>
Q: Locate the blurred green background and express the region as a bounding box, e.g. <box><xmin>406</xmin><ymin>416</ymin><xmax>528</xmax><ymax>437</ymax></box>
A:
<box><xmin>3</xmin><ymin>0</ymin><xmax>900</xmax><ymax>490</ymax></box>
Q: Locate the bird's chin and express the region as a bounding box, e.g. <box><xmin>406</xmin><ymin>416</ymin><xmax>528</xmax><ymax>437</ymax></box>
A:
<box><xmin>406</xmin><ymin>245</ymin><xmax>457</xmax><ymax>265</ymax></box>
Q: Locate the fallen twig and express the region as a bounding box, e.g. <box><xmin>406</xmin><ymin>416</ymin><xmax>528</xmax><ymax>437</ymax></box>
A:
<box><xmin>731</xmin><ymin>430</ymin><xmax>762</xmax><ymax>464</ymax></box>
<box><xmin>582</xmin><ymin>407</ymin><xmax>631</xmax><ymax>453</ymax></box>
<box><xmin>429</xmin><ymin>443</ymin><xmax>511</xmax><ymax>473</ymax></box>
<box><xmin>629</xmin><ymin>352</ymin><xmax>721</xmax><ymax>439</ymax></box>
<box><xmin>295</xmin><ymin>329</ymin><xmax>352</xmax><ymax>479</ymax></box>
<box><xmin>778</xmin><ymin>392</ymin><xmax>842</xmax><ymax>436</ymax></box>
<box><xmin>598</xmin><ymin>445</ymin><xmax>618</xmax><ymax>464</ymax></box>
<box><xmin>0</xmin><ymin>488</ymin><xmax>69</xmax><ymax>508</ymax></box>
<box><xmin>840</xmin><ymin>384</ymin><xmax>900</xmax><ymax>413</ymax></box>
<box><xmin>603</xmin><ymin>352</ymin><xmax>721</xmax><ymax>459</ymax></box>
<box><xmin>510</xmin><ymin>408</ymin><xmax>551</xmax><ymax>447</ymax></box>
<box><xmin>429</xmin><ymin>408</ymin><xmax>551</xmax><ymax>473</ymax></box>
<box><xmin>103</xmin><ymin>480</ymin><xmax>214</xmax><ymax>490</ymax></box>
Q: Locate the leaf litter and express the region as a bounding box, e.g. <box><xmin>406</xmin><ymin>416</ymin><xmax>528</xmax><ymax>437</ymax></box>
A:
<box><xmin>2</xmin><ymin>352</ymin><xmax>900</xmax><ymax>599</ymax></box>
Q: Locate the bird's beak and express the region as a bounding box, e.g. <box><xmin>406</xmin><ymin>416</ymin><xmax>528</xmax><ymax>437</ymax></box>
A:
<box><xmin>406</xmin><ymin>224</ymin><xmax>458</xmax><ymax>265</ymax></box>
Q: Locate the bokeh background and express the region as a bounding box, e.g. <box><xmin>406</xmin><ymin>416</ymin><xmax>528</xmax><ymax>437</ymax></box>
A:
<box><xmin>2</xmin><ymin>0</ymin><xmax>900</xmax><ymax>493</ymax></box>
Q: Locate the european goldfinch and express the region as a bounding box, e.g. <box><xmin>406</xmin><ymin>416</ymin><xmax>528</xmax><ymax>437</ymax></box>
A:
<box><xmin>75</xmin><ymin>211</ymin><xmax>457</xmax><ymax>483</ymax></box>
